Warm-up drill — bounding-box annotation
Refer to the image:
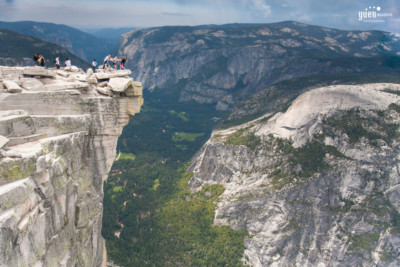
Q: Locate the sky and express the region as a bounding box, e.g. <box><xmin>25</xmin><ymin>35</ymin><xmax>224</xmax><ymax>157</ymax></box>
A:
<box><xmin>0</xmin><ymin>0</ymin><xmax>399</xmax><ymax>33</ymax></box>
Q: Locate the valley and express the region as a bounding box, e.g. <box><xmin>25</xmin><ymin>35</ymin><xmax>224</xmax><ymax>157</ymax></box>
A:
<box><xmin>1</xmin><ymin>19</ymin><xmax>400</xmax><ymax>266</ymax></box>
<box><xmin>102</xmin><ymin>21</ymin><xmax>400</xmax><ymax>266</ymax></box>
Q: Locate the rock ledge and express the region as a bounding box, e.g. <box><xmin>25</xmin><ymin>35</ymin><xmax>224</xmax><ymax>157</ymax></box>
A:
<box><xmin>0</xmin><ymin>66</ymin><xmax>143</xmax><ymax>267</ymax></box>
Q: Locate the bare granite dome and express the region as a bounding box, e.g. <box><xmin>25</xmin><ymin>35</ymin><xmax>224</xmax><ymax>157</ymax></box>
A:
<box><xmin>255</xmin><ymin>84</ymin><xmax>400</xmax><ymax>147</ymax></box>
<box><xmin>0</xmin><ymin>66</ymin><xmax>143</xmax><ymax>266</ymax></box>
<box><xmin>189</xmin><ymin>83</ymin><xmax>400</xmax><ymax>267</ymax></box>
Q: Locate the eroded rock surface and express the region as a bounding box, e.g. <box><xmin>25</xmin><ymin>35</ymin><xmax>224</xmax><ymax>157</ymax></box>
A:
<box><xmin>0</xmin><ymin>66</ymin><xmax>143</xmax><ymax>266</ymax></box>
<box><xmin>189</xmin><ymin>83</ymin><xmax>400</xmax><ymax>266</ymax></box>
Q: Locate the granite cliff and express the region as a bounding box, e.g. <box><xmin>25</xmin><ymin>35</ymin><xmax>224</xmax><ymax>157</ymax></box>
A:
<box><xmin>119</xmin><ymin>21</ymin><xmax>400</xmax><ymax>110</ymax></box>
<box><xmin>0</xmin><ymin>66</ymin><xmax>143</xmax><ymax>266</ymax></box>
<box><xmin>189</xmin><ymin>83</ymin><xmax>400</xmax><ymax>266</ymax></box>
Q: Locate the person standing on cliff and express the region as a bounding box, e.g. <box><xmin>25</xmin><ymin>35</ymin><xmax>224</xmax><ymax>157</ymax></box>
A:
<box><xmin>120</xmin><ymin>56</ymin><xmax>127</xmax><ymax>70</ymax></box>
<box><xmin>92</xmin><ymin>59</ymin><xmax>97</xmax><ymax>71</ymax></box>
<box><xmin>55</xmin><ymin>56</ymin><xmax>60</xmax><ymax>69</ymax></box>
<box><xmin>33</xmin><ymin>53</ymin><xmax>39</xmax><ymax>66</ymax></box>
<box><xmin>65</xmin><ymin>58</ymin><xmax>71</xmax><ymax>67</ymax></box>
<box><xmin>103</xmin><ymin>55</ymin><xmax>111</xmax><ymax>70</ymax></box>
<box><xmin>39</xmin><ymin>55</ymin><xmax>45</xmax><ymax>67</ymax></box>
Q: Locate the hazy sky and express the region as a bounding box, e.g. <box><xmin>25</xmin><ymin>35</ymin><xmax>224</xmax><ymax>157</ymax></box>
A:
<box><xmin>0</xmin><ymin>0</ymin><xmax>399</xmax><ymax>32</ymax></box>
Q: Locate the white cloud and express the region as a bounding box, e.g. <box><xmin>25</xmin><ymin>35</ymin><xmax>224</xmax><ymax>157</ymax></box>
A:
<box><xmin>299</xmin><ymin>15</ymin><xmax>311</xmax><ymax>21</ymax></box>
<box><xmin>251</xmin><ymin>0</ymin><xmax>271</xmax><ymax>17</ymax></box>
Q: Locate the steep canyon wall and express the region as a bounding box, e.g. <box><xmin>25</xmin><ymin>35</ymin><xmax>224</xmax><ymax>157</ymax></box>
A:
<box><xmin>0</xmin><ymin>66</ymin><xmax>143</xmax><ymax>266</ymax></box>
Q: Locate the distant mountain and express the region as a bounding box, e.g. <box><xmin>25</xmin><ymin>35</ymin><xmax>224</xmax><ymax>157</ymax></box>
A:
<box><xmin>0</xmin><ymin>21</ymin><xmax>118</xmax><ymax>62</ymax></box>
<box><xmin>0</xmin><ymin>27</ymin><xmax>90</xmax><ymax>69</ymax></box>
<box><xmin>86</xmin><ymin>27</ymin><xmax>135</xmax><ymax>40</ymax></box>
<box><xmin>119</xmin><ymin>21</ymin><xmax>400</xmax><ymax>110</ymax></box>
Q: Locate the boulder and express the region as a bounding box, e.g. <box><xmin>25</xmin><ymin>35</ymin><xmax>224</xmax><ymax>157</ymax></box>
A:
<box><xmin>74</xmin><ymin>74</ymin><xmax>88</xmax><ymax>82</ymax></box>
<box><xmin>0</xmin><ymin>81</ymin><xmax>4</xmax><ymax>90</ymax></box>
<box><xmin>56</xmin><ymin>70</ymin><xmax>70</xmax><ymax>77</ymax></box>
<box><xmin>98</xmin><ymin>82</ymin><xmax>108</xmax><ymax>87</ymax></box>
<box><xmin>96</xmin><ymin>87</ymin><xmax>112</xmax><ymax>96</ymax></box>
<box><xmin>70</xmin><ymin>66</ymin><xmax>80</xmax><ymax>72</ymax></box>
<box><xmin>86</xmin><ymin>68</ymin><xmax>93</xmax><ymax>76</ymax></box>
<box><xmin>23</xmin><ymin>67</ymin><xmax>56</xmax><ymax>77</ymax></box>
<box><xmin>0</xmin><ymin>135</ymin><xmax>9</xmax><ymax>149</ymax></box>
<box><xmin>3</xmin><ymin>80</ymin><xmax>22</xmax><ymax>93</ymax></box>
<box><xmin>21</xmin><ymin>78</ymin><xmax>44</xmax><ymax>91</ymax></box>
<box><xmin>94</xmin><ymin>70</ymin><xmax>132</xmax><ymax>80</ymax></box>
<box><xmin>107</xmin><ymin>77</ymin><xmax>133</xmax><ymax>93</ymax></box>
<box><xmin>4</xmin><ymin>74</ymin><xmax>22</xmax><ymax>84</ymax></box>
<box><xmin>88</xmin><ymin>77</ymin><xmax>98</xmax><ymax>84</ymax></box>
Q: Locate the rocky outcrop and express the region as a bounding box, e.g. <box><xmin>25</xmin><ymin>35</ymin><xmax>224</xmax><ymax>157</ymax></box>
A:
<box><xmin>189</xmin><ymin>83</ymin><xmax>400</xmax><ymax>266</ymax></box>
<box><xmin>0</xmin><ymin>66</ymin><xmax>143</xmax><ymax>266</ymax></box>
<box><xmin>119</xmin><ymin>22</ymin><xmax>400</xmax><ymax>110</ymax></box>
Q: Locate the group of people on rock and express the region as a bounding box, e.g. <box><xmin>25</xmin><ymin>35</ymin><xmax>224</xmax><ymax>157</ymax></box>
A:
<box><xmin>33</xmin><ymin>53</ymin><xmax>46</xmax><ymax>67</ymax></box>
<box><xmin>33</xmin><ymin>53</ymin><xmax>71</xmax><ymax>69</ymax></box>
<box><xmin>33</xmin><ymin>53</ymin><xmax>128</xmax><ymax>71</ymax></box>
<box><xmin>102</xmin><ymin>55</ymin><xmax>127</xmax><ymax>70</ymax></box>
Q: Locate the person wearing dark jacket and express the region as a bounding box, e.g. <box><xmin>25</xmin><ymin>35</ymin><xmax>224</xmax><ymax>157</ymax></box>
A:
<box><xmin>33</xmin><ymin>53</ymin><xmax>39</xmax><ymax>66</ymax></box>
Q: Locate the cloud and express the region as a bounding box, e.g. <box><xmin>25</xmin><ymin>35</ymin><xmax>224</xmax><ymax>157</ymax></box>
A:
<box><xmin>251</xmin><ymin>0</ymin><xmax>271</xmax><ymax>17</ymax></box>
<box><xmin>299</xmin><ymin>15</ymin><xmax>311</xmax><ymax>22</ymax></box>
<box><xmin>0</xmin><ymin>0</ymin><xmax>397</xmax><ymax>32</ymax></box>
<box><xmin>161</xmin><ymin>12</ymin><xmax>189</xmax><ymax>17</ymax></box>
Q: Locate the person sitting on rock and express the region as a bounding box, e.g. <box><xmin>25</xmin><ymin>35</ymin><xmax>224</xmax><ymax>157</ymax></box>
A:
<box><xmin>120</xmin><ymin>57</ymin><xmax>127</xmax><ymax>70</ymax></box>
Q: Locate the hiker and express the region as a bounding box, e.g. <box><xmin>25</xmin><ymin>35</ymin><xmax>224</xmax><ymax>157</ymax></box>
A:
<box><xmin>92</xmin><ymin>59</ymin><xmax>97</xmax><ymax>71</ymax></box>
<box><xmin>33</xmin><ymin>53</ymin><xmax>39</xmax><ymax>66</ymax></box>
<box><xmin>38</xmin><ymin>55</ymin><xmax>45</xmax><ymax>67</ymax></box>
<box><xmin>112</xmin><ymin>57</ymin><xmax>120</xmax><ymax>70</ymax></box>
<box><xmin>120</xmin><ymin>56</ymin><xmax>127</xmax><ymax>70</ymax></box>
<box><xmin>55</xmin><ymin>56</ymin><xmax>60</xmax><ymax>69</ymax></box>
<box><xmin>103</xmin><ymin>55</ymin><xmax>111</xmax><ymax>70</ymax></box>
<box><xmin>65</xmin><ymin>58</ymin><xmax>71</xmax><ymax>67</ymax></box>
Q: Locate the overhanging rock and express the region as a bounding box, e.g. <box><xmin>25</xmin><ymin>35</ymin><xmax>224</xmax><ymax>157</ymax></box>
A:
<box><xmin>0</xmin><ymin>66</ymin><xmax>143</xmax><ymax>267</ymax></box>
<box><xmin>108</xmin><ymin>77</ymin><xmax>133</xmax><ymax>93</ymax></box>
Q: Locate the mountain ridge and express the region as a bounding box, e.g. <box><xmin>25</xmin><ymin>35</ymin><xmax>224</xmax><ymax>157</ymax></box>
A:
<box><xmin>118</xmin><ymin>21</ymin><xmax>400</xmax><ymax>110</ymax></box>
<box><xmin>0</xmin><ymin>20</ymin><xmax>118</xmax><ymax>62</ymax></box>
<box><xmin>0</xmin><ymin>27</ymin><xmax>90</xmax><ymax>68</ymax></box>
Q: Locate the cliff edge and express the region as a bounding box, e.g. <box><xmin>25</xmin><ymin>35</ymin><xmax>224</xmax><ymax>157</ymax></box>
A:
<box><xmin>0</xmin><ymin>66</ymin><xmax>143</xmax><ymax>266</ymax></box>
<box><xmin>189</xmin><ymin>83</ymin><xmax>400</xmax><ymax>266</ymax></box>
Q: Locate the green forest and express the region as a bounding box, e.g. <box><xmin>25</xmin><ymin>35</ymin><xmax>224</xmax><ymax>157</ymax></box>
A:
<box><xmin>102</xmin><ymin>87</ymin><xmax>249</xmax><ymax>266</ymax></box>
<box><xmin>102</xmin><ymin>72</ymin><xmax>400</xmax><ymax>266</ymax></box>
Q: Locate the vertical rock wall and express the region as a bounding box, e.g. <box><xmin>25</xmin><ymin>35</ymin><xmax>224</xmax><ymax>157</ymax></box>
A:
<box><xmin>0</xmin><ymin>66</ymin><xmax>143</xmax><ymax>266</ymax></box>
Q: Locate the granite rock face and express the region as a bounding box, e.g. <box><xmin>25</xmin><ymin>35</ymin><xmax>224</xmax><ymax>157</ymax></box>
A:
<box><xmin>189</xmin><ymin>83</ymin><xmax>400</xmax><ymax>266</ymax></box>
<box><xmin>0</xmin><ymin>66</ymin><xmax>143</xmax><ymax>266</ymax></box>
<box><xmin>119</xmin><ymin>22</ymin><xmax>400</xmax><ymax>110</ymax></box>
